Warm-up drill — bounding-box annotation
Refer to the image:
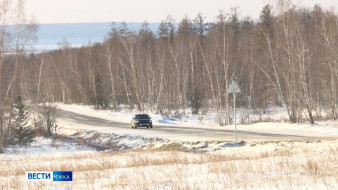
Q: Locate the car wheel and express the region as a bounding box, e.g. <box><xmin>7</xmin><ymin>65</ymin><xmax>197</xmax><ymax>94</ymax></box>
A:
<box><xmin>147</xmin><ymin>126</ymin><xmax>149</xmax><ymax>128</ymax></box>
<box><xmin>135</xmin><ymin>126</ymin><xmax>137</xmax><ymax>129</ymax></box>
<box><xmin>150</xmin><ymin>125</ymin><xmax>153</xmax><ymax>128</ymax></box>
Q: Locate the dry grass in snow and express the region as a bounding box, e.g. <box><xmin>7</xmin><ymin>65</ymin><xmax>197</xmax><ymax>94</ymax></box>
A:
<box><xmin>1</xmin><ymin>140</ymin><xmax>337</xmax><ymax>189</ymax></box>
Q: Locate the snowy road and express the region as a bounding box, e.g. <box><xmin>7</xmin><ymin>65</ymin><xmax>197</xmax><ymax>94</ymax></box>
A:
<box><xmin>56</xmin><ymin>107</ymin><xmax>338</xmax><ymax>142</ymax></box>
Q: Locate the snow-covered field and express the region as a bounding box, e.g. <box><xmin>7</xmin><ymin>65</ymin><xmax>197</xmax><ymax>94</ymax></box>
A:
<box><xmin>1</xmin><ymin>137</ymin><xmax>337</xmax><ymax>189</ymax></box>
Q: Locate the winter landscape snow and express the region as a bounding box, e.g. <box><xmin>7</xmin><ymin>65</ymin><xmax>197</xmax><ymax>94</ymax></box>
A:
<box><xmin>1</xmin><ymin>104</ymin><xmax>337</xmax><ymax>189</ymax></box>
<box><xmin>1</xmin><ymin>130</ymin><xmax>337</xmax><ymax>189</ymax></box>
<box><xmin>1</xmin><ymin>0</ymin><xmax>337</xmax><ymax>189</ymax></box>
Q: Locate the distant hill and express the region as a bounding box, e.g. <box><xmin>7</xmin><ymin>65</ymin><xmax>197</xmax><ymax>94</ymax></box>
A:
<box><xmin>33</xmin><ymin>22</ymin><xmax>161</xmax><ymax>52</ymax></box>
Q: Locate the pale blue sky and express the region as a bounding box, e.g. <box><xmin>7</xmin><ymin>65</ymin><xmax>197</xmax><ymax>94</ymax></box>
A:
<box><xmin>25</xmin><ymin>0</ymin><xmax>338</xmax><ymax>24</ymax></box>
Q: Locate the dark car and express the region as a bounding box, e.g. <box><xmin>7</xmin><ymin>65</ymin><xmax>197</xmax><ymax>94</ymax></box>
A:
<box><xmin>131</xmin><ymin>114</ymin><xmax>153</xmax><ymax>129</ymax></box>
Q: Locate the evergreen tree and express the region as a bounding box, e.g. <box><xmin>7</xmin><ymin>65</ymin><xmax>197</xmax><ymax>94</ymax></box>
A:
<box><xmin>178</xmin><ymin>17</ymin><xmax>193</xmax><ymax>36</ymax></box>
<box><xmin>229</xmin><ymin>7</ymin><xmax>241</xmax><ymax>36</ymax></box>
<box><xmin>13</xmin><ymin>96</ymin><xmax>34</xmax><ymax>145</ymax></box>
<box><xmin>95</xmin><ymin>73</ymin><xmax>106</xmax><ymax>108</ymax></box>
<box><xmin>165</xmin><ymin>15</ymin><xmax>176</xmax><ymax>40</ymax></box>
<box><xmin>158</xmin><ymin>20</ymin><xmax>169</xmax><ymax>39</ymax></box>
<box><xmin>139</xmin><ymin>21</ymin><xmax>155</xmax><ymax>43</ymax></box>
<box><xmin>158</xmin><ymin>16</ymin><xmax>176</xmax><ymax>40</ymax></box>
<box><xmin>193</xmin><ymin>13</ymin><xmax>208</xmax><ymax>38</ymax></box>
<box><xmin>139</xmin><ymin>21</ymin><xmax>153</xmax><ymax>37</ymax></box>
<box><xmin>119</xmin><ymin>22</ymin><xmax>131</xmax><ymax>39</ymax></box>
<box><xmin>259</xmin><ymin>4</ymin><xmax>274</xmax><ymax>38</ymax></box>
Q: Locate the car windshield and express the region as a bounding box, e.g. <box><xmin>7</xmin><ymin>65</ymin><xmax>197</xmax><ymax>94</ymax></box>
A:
<box><xmin>135</xmin><ymin>114</ymin><xmax>150</xmax><ymax>119</ymax></box>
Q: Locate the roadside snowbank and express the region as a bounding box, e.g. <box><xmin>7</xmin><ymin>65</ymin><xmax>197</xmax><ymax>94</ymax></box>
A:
<box><xmin>2</xmin><ymin>129</ymin><xmax>333</xmax><ymax>158</ymax></box>
<box><xmin>0</xmin><ymin>129</ymin><xmax>262</xmax><ymax>157</ymax></box>
<box><xmin>3</xmin><ymin>137</ymin><xmax>95</xmax><ymax>153</ymax></box>
<box><xmin>59</xmin><ymin>129</ymin><xmax>249</xmax><ymax>152</ymax></box>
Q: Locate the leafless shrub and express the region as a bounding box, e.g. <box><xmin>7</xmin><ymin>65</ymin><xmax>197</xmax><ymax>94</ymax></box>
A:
<box><xmin>303</xmin><ymin>159</ymin><xmax>320</xmax><ymax>175</ymax></box>
<box><xmin>37</xmin><ymin>103</ymin><xmax>58</xmax><ymax>138</ymax></box>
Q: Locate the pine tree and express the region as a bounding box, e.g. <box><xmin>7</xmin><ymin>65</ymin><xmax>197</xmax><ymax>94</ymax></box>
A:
<box><xmin>13</xmin><ymin>96</ymin><xmax>34</xmax><ymax>145</ymax></box>
<box><xmin>165</xmin><ymin>15</ymin><xmax>176</xmax><ymax>41</ymax></box>
<box><xmin>193</xmin><ymin>13</ymin><xmax>208</xmax><ymax>38</ymax></box>
<box><xmin>259</xmin><ymin>4</ymin><xmax>274</xmax><ymax>38</ymax></box>
<box><xmin>178</xmin><ymin>17</ymin><xmax>193</xmax><ymax>36</ymax></box>
<box><xmin>95</xmin><ymin>73</ymin><xmax>105</xmax><ymax>108</ymax></box>
<box><xmin>158</xmin><ymin>20</ymin><xmax>169</xmax><ymax>39</ymax></box>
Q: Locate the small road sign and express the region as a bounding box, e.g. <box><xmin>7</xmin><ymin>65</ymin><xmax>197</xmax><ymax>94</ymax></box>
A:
<box><xmin>227</xmin><ymin>80</ymin><xmax>241</xmax><ymax>143</ymax></box>
<box><xmin>227</xmin><ymin>81</ymin><xmax>241</xmax><ymax>94</ymax></box>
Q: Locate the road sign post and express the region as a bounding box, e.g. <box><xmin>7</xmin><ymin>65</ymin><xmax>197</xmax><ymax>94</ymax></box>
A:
<box><xmin>227</xmin><ymin>80</ymin><xmax>241</xmax><ymax>143</ymax></box>
<box><xmin>234</xmin><ymin>92</ymin><xmax>237</xmax><ymax>142</ymax></box>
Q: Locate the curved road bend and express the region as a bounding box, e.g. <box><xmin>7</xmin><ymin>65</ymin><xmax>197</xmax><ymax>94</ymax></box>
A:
<box><xmin>57</xmin><ymin>109</ymin><xmax>336</xmax><ymax>142</ymax></box>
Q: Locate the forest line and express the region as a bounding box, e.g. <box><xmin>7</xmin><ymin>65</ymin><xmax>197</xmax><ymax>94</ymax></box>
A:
<box><xmin>0</xmin><ymin>2</ymin><xmax>337</xmax><ymax>126</ymax></box>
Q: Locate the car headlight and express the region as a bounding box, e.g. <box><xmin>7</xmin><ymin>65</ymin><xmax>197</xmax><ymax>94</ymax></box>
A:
<box><xmin>149</xmin><ymin>120</ymin><xmax>152</xmax><ymax>123</ymax></box>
